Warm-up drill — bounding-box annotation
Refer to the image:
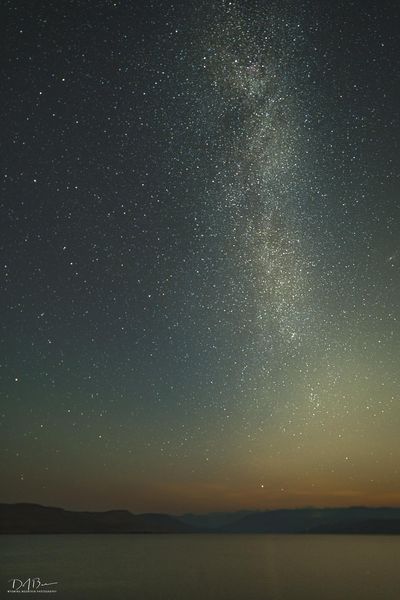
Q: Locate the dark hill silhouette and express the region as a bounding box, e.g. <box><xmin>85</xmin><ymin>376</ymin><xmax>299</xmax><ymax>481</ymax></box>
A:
<box><xmin>180</xmin><ymin>510</ymin><xmax>254</xmax><ymax>530</ymax></box>
<box><xmin>0</xmin><ymin>503</ymin><xmax>195</xmax><ymax>534</ymax></box>
<box><xmin>309</xmin><ymin>518</ymin><xmax>400</xmax><ymax>534</ymax></box>
<box><xmin>2</xmin><ymin>503</ymin><xmax>400</xmax><ymax>534</ymax></box>
<box><xmin>220</xmin><ymin>507</ymin><xmax>400</xmax><ymax>534</ymax></box>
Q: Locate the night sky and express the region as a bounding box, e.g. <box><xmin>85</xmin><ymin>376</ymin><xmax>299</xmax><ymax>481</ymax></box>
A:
<box><xmin>1</xmin><ymin>0</ymin><xmax>399</xmax><ymax>514</ymax></box>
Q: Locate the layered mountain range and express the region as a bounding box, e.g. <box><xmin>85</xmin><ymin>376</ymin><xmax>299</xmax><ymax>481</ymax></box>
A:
<box><xmin>1</xmin><ymin>503</ymin><xmax>400</xmax><ymax>534</ymax></box>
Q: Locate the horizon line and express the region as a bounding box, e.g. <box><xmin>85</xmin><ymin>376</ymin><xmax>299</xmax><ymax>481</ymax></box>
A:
<box><xmin>2</xmin><ymin>501</ymin><xmax>400</xmax><ymax>516</ymax></box>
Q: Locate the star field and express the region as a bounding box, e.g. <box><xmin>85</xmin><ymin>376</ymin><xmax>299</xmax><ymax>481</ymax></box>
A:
<box><xmin>1</xmin><ymin>0</ymin><xmax>400</xmax><ymax>513</ymax></box>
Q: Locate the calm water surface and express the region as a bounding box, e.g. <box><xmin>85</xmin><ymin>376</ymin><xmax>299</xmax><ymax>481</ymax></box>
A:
<box><xmin>1</xmin><ymin>534</ymin><xmax>399</xmax><ymax>600</ymax></box>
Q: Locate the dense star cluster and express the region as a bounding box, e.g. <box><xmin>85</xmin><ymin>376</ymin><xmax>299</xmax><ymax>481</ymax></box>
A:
<box><xmin>1</xmin><ymin>0</ymin><xmax>399</xmax><ymax>513</ymax></box>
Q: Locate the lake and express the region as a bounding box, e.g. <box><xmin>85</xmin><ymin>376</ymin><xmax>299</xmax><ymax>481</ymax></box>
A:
<box><xmin>1</xmin><ymin>534</ymin><xmax>399</xmax><ymax>599</ymax></box>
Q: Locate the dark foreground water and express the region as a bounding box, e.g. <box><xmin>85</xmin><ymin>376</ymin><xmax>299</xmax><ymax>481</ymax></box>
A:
<box><xmin>1</xmin><ymin>534</ymin><xmax>399</xmax><ymax>600</ymax></box>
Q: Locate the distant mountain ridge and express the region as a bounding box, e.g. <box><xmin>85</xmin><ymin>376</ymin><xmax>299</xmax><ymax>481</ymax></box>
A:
<box><xmin>1</xmin><ymin>503</ymin><xmax>400</xmax><ymax>534</ymax></box>
<box><xmin>217</xmin><ymin>507</ymin><xmax>400</xmax><ymax>534</ymax></box>
<box><xmin>179</xmin><ymin>510</ymin><xmax>255</xmax><ymax>530</ymax></box>
<box><xmin>0</xmin><ymin>503</ymin><xmax>195</xmax><ymax>534</ymax></box>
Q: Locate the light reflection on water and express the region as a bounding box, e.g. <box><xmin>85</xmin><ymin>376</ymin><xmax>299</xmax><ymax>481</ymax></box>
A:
<box><xmin>1</xmin><ymin>534</ymin><xmax>399</xmax><ymax>600</ymax></box>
